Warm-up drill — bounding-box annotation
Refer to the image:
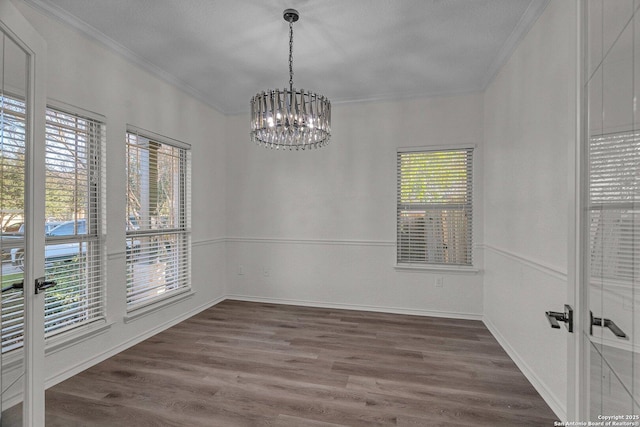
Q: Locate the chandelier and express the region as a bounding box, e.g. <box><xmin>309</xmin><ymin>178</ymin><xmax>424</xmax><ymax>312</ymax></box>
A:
<box><xmin>250</xmin><ymin>9</ymin><xmax>331</xmax><ymax>150</ymax></box>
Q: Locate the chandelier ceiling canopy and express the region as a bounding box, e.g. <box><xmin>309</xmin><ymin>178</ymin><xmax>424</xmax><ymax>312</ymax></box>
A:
<box><xmin>250</xmin><ymin>9</ymin><xmax>331</xmax><ymax>150</ymax></box>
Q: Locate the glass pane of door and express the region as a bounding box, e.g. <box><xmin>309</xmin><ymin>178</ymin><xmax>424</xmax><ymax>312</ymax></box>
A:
<box><xmin>585</xmin><ymin>0</ymin><xmax>640</xmax><ymax>420</ymax></box>
<box><xmin>0</xmin><ymin>28</ymin><xmax>27</xmax><ymax>426</ymax></box>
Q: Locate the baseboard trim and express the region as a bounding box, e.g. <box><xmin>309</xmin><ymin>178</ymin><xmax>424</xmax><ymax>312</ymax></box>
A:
<box><xmin>44</xmin><ymin>295</ymin><xmax>227</xmax><ymax>390</ymax></box>
<box><xmin>225</xmin><ymin>294</ymin><xmax>483</xmax><ymax>321</ymax></box>
<box><xmin>483</xmin><ymin>316</ymin><xmax>566</xmax><ymax>420</ymax></box>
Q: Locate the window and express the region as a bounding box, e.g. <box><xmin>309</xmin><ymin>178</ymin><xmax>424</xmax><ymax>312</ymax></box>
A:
<box><xmin>0</xmin><ymin>98</ymin><xmax>105</xmax><ymax>352</ymax></box>
<box><xmin>589</xmin><ymin>131</ymin><xmax>640</xmax><ymax>282</ymax></box>
<box><xmin>43</xmin><ymin>106</ymin><xmax>105</xmax><ymax>337</ymax></box>
<box><xmin>126</xmin><ymin>129</ymin><xmax>191</xmax><ymax>310</ymax></box>
<box><xmin>397</xmin><ymin>147</ymin><xmax>473</xmax><ymax>266</ymax></box>
<box><xmin>1</xmin><ymin>94</ymin><xmax>27</xmax><ymax>352</ymax></box>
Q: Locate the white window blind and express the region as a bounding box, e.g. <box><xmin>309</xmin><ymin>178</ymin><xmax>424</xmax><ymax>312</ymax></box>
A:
<box><xmin>397</xmin><ymin>148</ymin><xmax>473</xmax><ymax>266</ymax></box>
<box><xmin>1</xmin><ymin>94</ymin><xmax>27</xmax><ymax>352</ymax></box>
<box><xmin>43</xmin><ymin>106</ymin><xmax>105</xmax><ymax>336</ymax></box>
<box><xmin>0</xmin><ymin>99</ymin><xmax>105</xmax><ymax>352</ymax></box>
<box><xmin>126</xmin><ymin>129</ymin><xmax>191</xmax><ymax>310</ymax></box>
<box><xmin>589</xmin><ymin>131</ymin><xmax>640</xmax><ymax>283</ymax></box>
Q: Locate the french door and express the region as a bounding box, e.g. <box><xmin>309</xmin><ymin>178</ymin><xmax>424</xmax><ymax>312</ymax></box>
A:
<box><xmin>578</xmin><ymin>0</ymin><xmax>640</xmax><ymax>421</ymax></box>
<box><xmin>0</xmin><ymin>0</ymin><xmax>47</xmax><ymax>425</ymax></box>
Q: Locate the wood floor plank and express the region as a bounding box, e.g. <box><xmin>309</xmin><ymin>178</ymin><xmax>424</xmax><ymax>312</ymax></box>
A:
<box><xmin>272</xmin><ymin>414</ymin><xmax>347</xmax><ymax>427</ymax></box>
<box><xmin>46</xmin><ymin>390</ymin><xmax>187</xmax><ymax>427</ymax></box>
<box><xmin>44</xmin><ymin>300</ymin><xmax>558</xmax><ymax>426</ymax></box>
<box><xmin>346</xmin><ymin>376</ymin><xmax>552</xmax><ymax>416</ymax></box>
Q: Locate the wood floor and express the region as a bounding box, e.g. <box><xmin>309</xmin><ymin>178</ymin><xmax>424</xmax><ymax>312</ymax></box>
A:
<box><xmin>43</xmin><ymin>300</ymin><xmax>558</xmax><ymax>426</ymax></box>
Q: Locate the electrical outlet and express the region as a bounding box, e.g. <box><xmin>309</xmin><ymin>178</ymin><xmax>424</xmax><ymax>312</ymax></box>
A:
<box><xmin>435</xmin><ymin>276</ymin><xmax>444</xmax><ymax>287</ymax></box>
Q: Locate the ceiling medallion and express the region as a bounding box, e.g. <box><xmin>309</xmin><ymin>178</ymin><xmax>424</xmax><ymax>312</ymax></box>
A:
<box><xmin>250</xmin><ymin>9</ymin><xmax>331</xmax><ymax>150</ymax></box>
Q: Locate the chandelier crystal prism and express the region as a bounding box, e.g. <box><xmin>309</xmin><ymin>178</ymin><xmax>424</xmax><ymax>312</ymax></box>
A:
<box><xmin>250</xmin><ymin>9</ymin><xmax>331</xmax><ymax>150</ymax></box>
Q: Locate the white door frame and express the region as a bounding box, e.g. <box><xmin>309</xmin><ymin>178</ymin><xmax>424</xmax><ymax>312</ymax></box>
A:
<box><xmin>567</xmin><ymin>0</ymin><xmax>588</xmax><ymax>421</ymax></box>
<box><xmin>565</xmin><ymin>0</ymin><xmax>635</xmax><ymax>421</ymax></box>
<box><xmin>0</xmin><ymin>0</ymin><xmax>47</xmax><ymax>425</ymax></box>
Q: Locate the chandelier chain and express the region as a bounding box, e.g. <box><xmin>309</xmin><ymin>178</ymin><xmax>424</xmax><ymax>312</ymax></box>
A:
<box><xmin>288</xmin><ymin>19</ymin><xmax>294</xmax><ymax>92</ymax></box>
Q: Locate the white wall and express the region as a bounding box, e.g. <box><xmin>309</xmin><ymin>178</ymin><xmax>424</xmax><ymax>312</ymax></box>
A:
<box><xmin>15</xmin><ymin>0</ymin><xmax>227</xmax><ymax>387</ymax></box>
<box><xmin>226</xmin><ymin>94</ymin><xmax>484</xmax><ymax>318</ymax></box>
<box><xmin>11</xmin><ymin>0</ymin><xmax>581</xmax><ymax>420</ymax></box>
<box><xmin>482</xmin><ymin>0</ymin><xmax>576</xmax><ymax>419</ymax></box>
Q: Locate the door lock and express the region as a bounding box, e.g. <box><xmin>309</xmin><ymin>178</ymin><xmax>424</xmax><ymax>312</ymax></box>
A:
<box><xmin>545</xmin><ymin>304</ymin><xmax>573</xmax><ymax>332</ymax></box>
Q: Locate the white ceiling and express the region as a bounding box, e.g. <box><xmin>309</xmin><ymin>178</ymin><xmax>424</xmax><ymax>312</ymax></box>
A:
<box><xmin>24</xmin><ymin>0</ymin><xmax>549</xmax><ymax>115</ymax></box>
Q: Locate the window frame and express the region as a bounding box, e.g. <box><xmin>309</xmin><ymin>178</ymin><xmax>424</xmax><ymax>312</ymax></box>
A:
<box><xmin>125</xmin><ymin>126</ymin><xmax>192</xmax><ymax>314</ymax></box>
<box><xmin>395</xmin><ymin>144</ymin><xmax>477</xmax><ymax>272</ymax></box>
<box><xmin>0</xmin><ymin>95</ymin><xmax>108</xmax><ymax>355</ymax></box>
<box><xmin>43</xmin><ymin>100</ymin><xmax>107</xmax><ymax>339</ymax></box>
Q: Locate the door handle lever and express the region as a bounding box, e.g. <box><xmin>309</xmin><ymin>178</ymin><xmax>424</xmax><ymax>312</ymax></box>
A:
<box><xmin>591</xmin><ymin>312</ymin><xmax>628</xmax><ymax>339</ymax></box>
<box><xmin>1</xmin><ymin>280</ymin><xmax>23</xmax><ymax>293</ymax></box>
<box><xmin>545</xmin><ymin>305</ymin><xmax>573</xmax><ymax>332</ymax></box>
<box><xmin>546</xmin><ymin>311</ymin><xmax>564</xmax><ymax>328</ymax></box>
<box><xmin>35</xmin><ymin>277</ymin><xmax>57</xmax><ymax>294</ymax></box>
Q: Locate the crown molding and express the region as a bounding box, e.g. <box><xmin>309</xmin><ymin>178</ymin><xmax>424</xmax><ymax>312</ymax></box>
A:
<box><xmin>22</xmin><ymin>0</ymin><xmax>226</xmax><ymax>114</ymax></box>
<box><xmin>481</xmin><ymin>0</ymin><xmax>551</xmax><ymax>90</ymax></box>
<box><xmin>22</xmin><ymin>0</ymin><xmax>550</xmax><ymax>117</ymax></box>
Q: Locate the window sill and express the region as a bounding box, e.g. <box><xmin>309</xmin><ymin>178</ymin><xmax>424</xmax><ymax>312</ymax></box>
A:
<box><xmin>124</xmin><ymin>289</ymin><xmax>195</xmax><ymax>323</ymax></box>
<box><xmin>45</xmin><ymin>319</ymin><xmax>113</xmax><ymax>356</ymax></box>
<box><xmin>1</xmin><ymin>349</ymin><xmax>23</xmax><ymax>370</ymax></box>
<box><xmin>395</xmin><ymin>263</ymin><xmax>480</xmax><ymax>274</ymax></box>
<box><xmin>0</xmin><ymin>321</ymin><xmax>113</xmax><ymax>369</ymax></box>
